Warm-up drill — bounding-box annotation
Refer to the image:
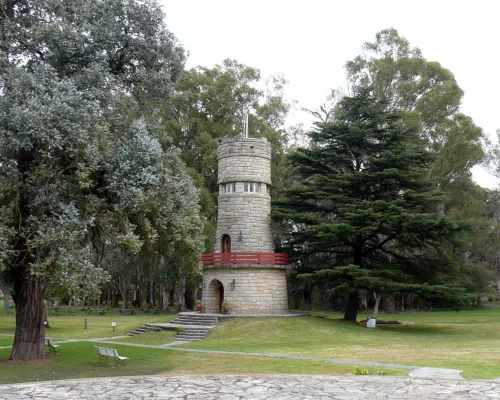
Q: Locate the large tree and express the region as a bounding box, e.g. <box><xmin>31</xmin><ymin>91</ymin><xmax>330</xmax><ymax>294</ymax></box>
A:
<box><xmin>0</xmin><ymin>0</ymin><xmax>186</xmax><ymax>360</ymax></box>
<box><xmin>345</xmin><ymin>28</ymin><xmax>484</xmax><ymax>190</ymax></box>
<box><xmin>274</xmin><ymin>89</ymin><xmax>468</xmax><ymax>321</ymax></box>
<box><xmin>342</xmin><ymin>29</ymin><xmax>489</xmax><ymax>309</ymax></box>
<box><xmin>161</xmin><ymin>59</ymin><xmax>292</xmax><ymax>251</ymax></box>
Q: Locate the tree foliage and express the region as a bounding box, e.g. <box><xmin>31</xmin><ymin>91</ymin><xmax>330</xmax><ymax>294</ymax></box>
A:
<box><xmin>345</xmin><ymin>28</ymin><xmax>485</xmax><ymax>186</ymax></box>
<box><xmin>161</xmin><ymin>59</ymin><xmax>292</xmax><ymax>251</ymax></box>
<box><xmin>0</xmin><ymin>0</ymin><xmax>202</xmax><ymax>360</ymax></box>
<box><xmin>274</xmin><ymin>89</ymin><xmax>470</xmax><ymax>321</ymax></box>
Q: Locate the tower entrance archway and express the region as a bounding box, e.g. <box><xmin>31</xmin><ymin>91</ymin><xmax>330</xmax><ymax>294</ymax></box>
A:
<box><xmin>206</xmin><ymin>279</ymin><xmax>224</xmax><ymax>313</ymax></box>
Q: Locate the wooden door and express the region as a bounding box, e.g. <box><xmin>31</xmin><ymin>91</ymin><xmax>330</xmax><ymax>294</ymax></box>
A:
<box><xmin>222</xmin><ymin>235</ymin><xmax>231</xmax><ymax>253</ymax></box>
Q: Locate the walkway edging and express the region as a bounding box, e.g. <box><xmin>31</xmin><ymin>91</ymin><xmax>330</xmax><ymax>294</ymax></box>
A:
<box><xmin>91</xmin><ymin>339</ymin><xmax>464</xmax><ymax>380</ymax></box>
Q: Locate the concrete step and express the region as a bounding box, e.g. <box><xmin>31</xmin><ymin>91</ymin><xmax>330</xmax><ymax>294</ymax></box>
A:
<box><xmin>176</xmin><ymin>314</ymin><xmax>218</xmax><ymax>320</ymax></box>
<box><xmin>175</xmin><ymin>333</ymin><xmax>208</xmax><ymax>338</ymax></box>
<box><xmin>146</xmin><ymin>312</ymin><xmax>222</xmax><ymax>342</ymax></box>
<box><xmin>174</xmin><ymin>324</ymin><xmax>212</xmax><ymax>342</ymax></box>
<box><xmin>175</xmin><ymin>335</ymin><xmax>208</xmax><ymax>341</ymax></box>
<box><xmin>126</xmin><ymin>324</ymin><xmax>153</xmax><ymax>336</ymax></box>
<box><xmin>180</xmin><ymin>326</ymin><xmax>211</xmax><ymax>331</ymax></box>
<box><xmin>171</xmin><ymin>317</ymin><xmax>218</xmax><ymax>324</ymax></box>
<box><xmin>171</xmin><ymin>320</ymin><xmax>217</xmax><ymax>327</ymax></box>
<box><xmin>176</xmin><ymin>330</ymin><xmax>209</xmax><ymax>336</ymax></box>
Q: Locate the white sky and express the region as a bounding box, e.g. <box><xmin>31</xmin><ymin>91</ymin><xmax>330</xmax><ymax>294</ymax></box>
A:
<box><xmin>161</xmin><ymin>0</ymin><xmax>499</xmax><ymax>189</ymax></box>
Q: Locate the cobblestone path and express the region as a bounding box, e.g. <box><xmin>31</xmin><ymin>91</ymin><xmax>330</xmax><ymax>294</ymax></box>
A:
<box><xmin>1</xmin><ymin>375</ymin><xmax>500</xmax><ymax>400</ymax></box>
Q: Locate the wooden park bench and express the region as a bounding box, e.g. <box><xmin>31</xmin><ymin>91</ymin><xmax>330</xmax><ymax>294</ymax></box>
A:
<box><xmin>119</xmin><ymin>309</ymin><xmax>136</xmax><ymax>315</ymax></box>
<box><xmin>88</xmin><ymin>309</ymin><xmax>107</xmax><ymax>315</ymax></box>
<box><xmin>144</xmin><ymin>309</ymin><xmax>161</xmax><ymax>315</ymax></box>
<box><xmin>94</xmin><ymin>346</ymin><xmax>129</xmax><ymax>367</ymax></box>
<box><xmin>45</xmin><ymin>338</ymin><xmax>59</xmax><ymax>354</ymax></box>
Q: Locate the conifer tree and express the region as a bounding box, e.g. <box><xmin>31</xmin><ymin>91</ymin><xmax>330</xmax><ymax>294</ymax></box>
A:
<box><xmin>274</xmin><ymin>89</ymin><xmax>468</xmax><ymax>321</ymax></box>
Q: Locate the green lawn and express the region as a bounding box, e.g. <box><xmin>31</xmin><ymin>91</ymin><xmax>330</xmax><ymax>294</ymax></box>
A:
<box><xmin>0</xmin><ymin>311</ymin><xmax>176</xmax><ymax>339</ymax></box>
<box><xmin>2</xmin><ymin>305</ymin><xmax>500</xmax><ymax>381</ymax></box>
<box><xmin>0</xmin><ymin>341</ymin><xmax>404</xmax><ymax>384</ymax></box>
<box><xmin>112</xmin><ymin>330</ymin><xmax>176</xmax><ymax>345</ymax></box>
<box><xmin>179</xmin><ymin>307</ymin><xmax>500</xmax><ymax>379</ymax></box>
<box><xmin>0</xmin><ymin>337</ymin><xmax>13</xmax><ymax>346</ymax></box>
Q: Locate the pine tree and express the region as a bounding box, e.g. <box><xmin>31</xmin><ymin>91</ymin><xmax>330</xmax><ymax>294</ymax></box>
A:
<box><xmin>274</xmin><ymin>89</ymin><xmax>469</xmax><ymax>321</ymax></box>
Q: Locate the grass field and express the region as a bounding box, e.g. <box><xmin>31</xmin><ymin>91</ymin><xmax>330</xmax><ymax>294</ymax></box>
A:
<box><xmin>0</xmin><ymin>341</ymin><xmax>404</xmax><ymax>384</ymax></box>
<box><xmin>1</xmin><ymin>303</ymin><xmax>500</xmax><ymax>382</ymax></box>
<box><xmin>0</xmin><ymin>310</ymin><xmax>176</xmax><ymax>339</ymax></box>
<box><xmin>180</xmin><ymin>306</ymin><xmax>500</xmax><ymax>379</ymax></box>
<box><xmin>112</xmin><ymin>330</ymin><xmax>176</xmax><ymax>345</ymax></box>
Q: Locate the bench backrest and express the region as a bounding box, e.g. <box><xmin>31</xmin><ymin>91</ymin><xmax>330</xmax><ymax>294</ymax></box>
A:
<box><xmin>95</xmin><ymin>346</ymin><xmax>118</xmax><ymax>357</ymax></box>
<box><xmin>46</xmin><ymin>338</ymin><xmax>53</xmax><ymax>345</ymax></box>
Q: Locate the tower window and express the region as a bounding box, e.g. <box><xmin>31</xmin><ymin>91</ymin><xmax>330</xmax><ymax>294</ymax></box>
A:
<box><xmin>244</xmin><ymin>182</ymin><xmax>261</xmax><ymax>192</ymax></box>
<box><xmin>221</xmin><ymin>183</ymin><xmax>236</xmax><ymax>193</ymax></box>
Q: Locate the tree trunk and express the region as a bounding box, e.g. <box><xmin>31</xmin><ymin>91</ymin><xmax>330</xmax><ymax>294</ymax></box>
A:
<box><xmin>44</xmin><ymin>308</ymin><xmax>50</xmax><ymax>328</ymax></box>
<box><xmin>10</xmin><ymin>275</ymin><xmax>46</xmax><ymax>360</ymax></box>
<box><xmin>122</xmin><ymin>287</ymin><xmax>129</xmax><ymax>310</ymax></box>
<box><xmin>381</xmin><ymin>295</ymin><xmax>396</xmax><ymax>314</ymax></box>
<box><xmin>344</xmin><ymin>291</ymin><xmax>359</xmax><ymax>321</ymax></box>
<box><xmin>162</xmin><ymin>287</ymin><xmax>169</xmax><ymax>311</ymax></box>
<box><xmin>119</xmin><ymin>275</ymin><xmax>130</xmax><ymax>310</ymax></box>
<box><xmin>360</xmin><ymin>293</ymin><xmax>367</xmax><ymax>310</ymax></box>
<box><xmin>177</xmin><ymin>275</ymin><xmax>186</xmax><ymax>312</ymax></box>
<box><xmin>372</xmin><ymin>293</ymin><xmax>381</xmax><ymax>318</ymax></box>
<box><xmin>149</xmin><ymin>279</ymin><xmax>154</xmax><ymax>308</ymax></box>
<box><xmin>139</xmin><ymin>281</ymin><xmax>148</xmax><ymax>309</ymax></box>
<box><xmin>0</xmin><ymin>283</ymin><xmax>10</xmax><ymax>312</ymax></box>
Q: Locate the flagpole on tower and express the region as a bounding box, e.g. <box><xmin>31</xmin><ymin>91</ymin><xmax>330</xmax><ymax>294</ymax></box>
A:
<box><xmin>243</xmin><ymin>108</ymin><xmax>249</xmax><ymax>138</ymax></box>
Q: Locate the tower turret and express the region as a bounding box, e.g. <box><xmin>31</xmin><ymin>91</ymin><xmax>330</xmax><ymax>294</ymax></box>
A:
<box><xmin>201</xmin><ymin>135</ymin><xmax>289</xmax><ymax>315</ymax></box>
<box><xmin>215</xmin><ymin>136</ymin><xmax>273</xmax><ymax>253</ymax></box>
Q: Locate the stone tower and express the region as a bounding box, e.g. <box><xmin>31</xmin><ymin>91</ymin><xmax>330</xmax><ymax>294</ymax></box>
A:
<box><xmin>201</xmin><ymin>135</ymin><xmax>289</xmax><ymax>315</ymax></box>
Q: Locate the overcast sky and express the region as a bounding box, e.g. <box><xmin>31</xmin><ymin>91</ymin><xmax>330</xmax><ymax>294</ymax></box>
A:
<box><xmin>161</xmin><ymin>0</ymin><xmax>499</xmax><ymax>189</ymax></box>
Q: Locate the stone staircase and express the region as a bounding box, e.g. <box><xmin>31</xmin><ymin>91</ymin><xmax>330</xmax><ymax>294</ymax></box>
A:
<box><xmin>170</xmin><ymin>314</ymin><xmax>219</xmax><ymax>327</ymax></box>
<box><xmin>127</xmin><ymin>324</ymin><xmax>153</xmax><ymax>337</ymax></box>
<box><xmin>171</xmin><ymin>314</ymin><xmax>219</xmax><ymax>342</ymax></box>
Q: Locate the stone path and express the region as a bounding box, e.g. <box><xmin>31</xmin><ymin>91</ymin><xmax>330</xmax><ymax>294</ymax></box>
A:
<box><xmin>91</xmin><ymin>339</ymin><xmax>464</xmax><ymax>380</ymax></box>
<box><xmin>1</xmin><ymin>375</ymin><xmax>500</xmax><ymax>399</ymax></box>
<box><xmin>0</xmin><ymin>336</ymin><xmax>467</xmax><ymax>380</ymax></box>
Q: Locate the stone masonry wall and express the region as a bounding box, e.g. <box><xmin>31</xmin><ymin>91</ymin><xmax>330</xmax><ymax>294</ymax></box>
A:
<box><xmin>215</xmin><ymin>190</ymin><xmax>273</xmax><ymax>252</ymax></box>
<box><xmin>215</xmin><ymin>135</ymin><xmax>273</xmax><ymax>252</ymax></box>
<box><xmin>218</xmin><ymin>156</ymin><xmax>271</xmax><ymax>185</ymax></box>
<box><xmin>217</xmin><ymin>136</ymin><xmax>271</xmax><ymax>185</ymax></box>
<box><xmin>203</xmin><ymin>135</ymin><xmax>289</xmax><ymax>315</ymax></box>
<box><xmin>202</xmin><ymin>266</ymin><xmax>288</xmax><ymax>315</ymax></box>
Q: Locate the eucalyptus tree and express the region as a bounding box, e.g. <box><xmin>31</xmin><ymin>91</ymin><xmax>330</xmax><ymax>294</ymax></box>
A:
<box><xmin>345</xmin><ymin>28</ymin><xmax>485</xmax><ymax>186</ymax></box>
<box><xmin>92</xmin><ymin>119</ymin><xmax>205</xmax><ymax>311</ymax></box>
<box><xmin>0</xmin><ymin>0</ymin><xmax>186</xmax><ymax>360</ymax></box>
<box><xmin>162</xmin><ymin>59</ymin><xmax>292</xmax><ymax>251</ymax></box>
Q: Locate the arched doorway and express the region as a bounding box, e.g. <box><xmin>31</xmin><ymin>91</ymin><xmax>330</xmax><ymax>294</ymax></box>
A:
<box><xmin>206</xmin><ymin>279</ymin><xmax>224</xmax><ymax>313</ymax></box>
<box><xmin>221</xmin><ymin>234</ymin><xmax>231</xmax><ymax>253</ymax></box>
